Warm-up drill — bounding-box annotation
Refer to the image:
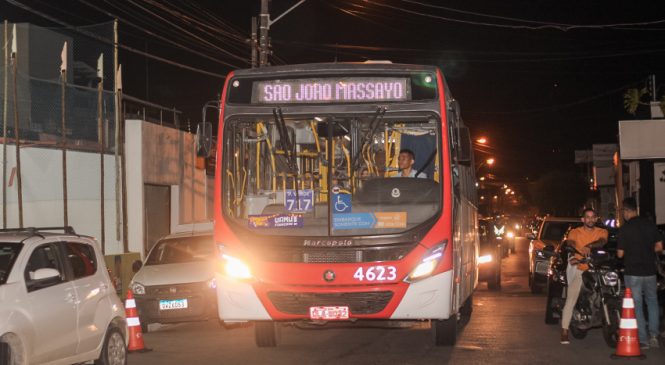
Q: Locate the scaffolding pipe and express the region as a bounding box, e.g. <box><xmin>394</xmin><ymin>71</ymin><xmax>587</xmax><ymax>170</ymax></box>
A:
<box><xmin>11</xmin><ymin>38</ymin><xmax>23</xmax><ymax>228</ymax></box>
<box><xmin>61</xmin><ymin>64</ymin><xmax>68</xmax><ymax>227</ymax></box>
<box><xmin>2</xmin><ymin>21</ymin><xmax>8</xmax><ymax>228</ymax></box>
<box><xmin>98</xmin><ymin>69</ymin><xmax>105</xmax><ymax>252</ymax></box>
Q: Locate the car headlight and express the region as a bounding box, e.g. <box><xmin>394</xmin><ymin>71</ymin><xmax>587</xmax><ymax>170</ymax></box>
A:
<box><xmin>478</xmin><ymin>254</ymin><xmax>492</xmax><ymax>264</ymax></box>
<box><xmin>129</xmin><ymin>281</ymin><xmax>145</xmax><ymax>295</ymax></box>
<box><xmin>506</xmin><ymin>231</ymin><xmax>514</xmax><ymax>239</ymax></box>
<box><xmin>535</xmin><ymin>250</ymin><xmax>546</xmax><ymax>259</ymax></box>
<box><xmin>602</xmin><ymin>271</ymin><xmax>619</xmax><ymax>286</ymax></box>
<box><xmin>405</xmin><ymin>242</ymin><xmax>447</xmax><ymax>283</ymax></box>
<box><xmin>219</xmin><ymin>245</ymin><xmax>253</xmax><ymax>280</ymax></box>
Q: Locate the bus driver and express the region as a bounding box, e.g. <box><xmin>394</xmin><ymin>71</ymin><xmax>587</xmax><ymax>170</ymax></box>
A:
<box><xmin>394</xmin><ymin>149</ymin><xmax>427</xmax><ymax>178</ymax></box>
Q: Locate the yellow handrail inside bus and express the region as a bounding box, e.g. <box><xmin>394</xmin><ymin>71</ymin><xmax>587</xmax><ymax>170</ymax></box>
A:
<box><xmin>226</xmin><ymin>169</ymin><xmax>236</xmax><ymax>215</ymax></box>
<box><xmin>260</xmin><ymin>123</ymin><xmax>277</xmax><ymax>193</ymax></box>
<box><xmin>239</xmin><ymin>167</ymin><xmax>248</xmax><ymax>205</ymax></box>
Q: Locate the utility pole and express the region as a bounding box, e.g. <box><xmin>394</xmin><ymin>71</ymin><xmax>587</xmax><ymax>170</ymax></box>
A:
<box><xmin>251</xmin><ymin>17</ymin><xmax>258</xmax><ymax>68</ymax></box>
<box><xmin>258</xmin><ymin>0</ymin><xmax>270</xmax><ymax>67</ymax></box>
<box><xmin>257</xmin><ymin>0</ymin><xmax>307</xmax><ymax>67</ymax></box>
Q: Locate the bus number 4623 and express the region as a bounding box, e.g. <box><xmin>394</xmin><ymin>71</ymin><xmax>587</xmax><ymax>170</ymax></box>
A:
<box><xmin>353</xmin><ymin>266</ymin><xmax>397</xmax><ymax>281</ymax></box>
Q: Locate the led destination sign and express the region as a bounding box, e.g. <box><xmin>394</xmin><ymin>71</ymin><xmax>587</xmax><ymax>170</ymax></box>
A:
<box><xmin>253</xmin><ymin>78</ymin><xmax>410</xmax><ymax>104</ymax></box>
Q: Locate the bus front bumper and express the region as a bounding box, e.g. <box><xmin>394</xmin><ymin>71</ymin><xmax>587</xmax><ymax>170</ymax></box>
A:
<box><xmin>216</xmin><ymin>270</ymin><xmax>453</xmax><ymax>322</ymax></box>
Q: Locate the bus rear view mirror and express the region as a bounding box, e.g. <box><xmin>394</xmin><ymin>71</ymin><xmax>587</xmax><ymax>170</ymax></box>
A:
<box><xmin>196</xmin><ymin>122</ymin><xmax>213</xmax><ymax>157</ymax></box>
<box><xmin>316</xmin><ymin>119</ymin><xmax>351</xmax><ymax>137</ymax></box>
<box><xmin>456</xmin><ymin>126</ymin><xmax>472</xmax><ymax>165</ymax></box>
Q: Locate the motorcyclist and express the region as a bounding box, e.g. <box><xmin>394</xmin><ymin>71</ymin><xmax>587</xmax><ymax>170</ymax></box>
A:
<box><xmin>560</xmin><ymin>208</ymin><xmax>608</xmax><ymax>344</ymax></box>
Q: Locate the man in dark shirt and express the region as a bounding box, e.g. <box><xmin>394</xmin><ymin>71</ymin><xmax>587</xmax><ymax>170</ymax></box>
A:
<box><xmin>617</xmin><ymin>197</ymin><xmax>664</xmax><ymax>349</ymax></box>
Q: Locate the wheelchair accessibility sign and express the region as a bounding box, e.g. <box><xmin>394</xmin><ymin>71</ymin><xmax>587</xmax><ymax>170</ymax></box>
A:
<box><xmin>334</xmin><ymin>194</ymin><xmax>352</xmax><ymax>213</ymax></box>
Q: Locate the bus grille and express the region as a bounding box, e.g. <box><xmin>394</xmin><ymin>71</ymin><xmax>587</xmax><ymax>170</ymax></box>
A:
<box><xmin>253</xmin><ymin>244</ymin><xmax>415</xmax><ymax>263</ymax></box>
<box><xmin>267</xmin><ymin>291</ymin><xmax>394</xmax><ymax>315</ymax></box>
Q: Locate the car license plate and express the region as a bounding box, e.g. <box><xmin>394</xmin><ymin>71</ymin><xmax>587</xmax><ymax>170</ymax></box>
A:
<box><xmin>159</xmin><ymin>299</ymin><xmax>188</xmax><ymax>310</ymax></box>
<box><xmin>309</xmin><ymin>306</ymin><xmax>349</xmax><ymax>320</ymax></box>
<box><xmin>535</xmin><ymin>261</ymin><xmax>549</xmax><ymax>275</ymax></box>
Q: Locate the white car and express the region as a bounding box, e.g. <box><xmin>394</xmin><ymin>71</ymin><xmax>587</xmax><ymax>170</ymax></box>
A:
<box><xmin>129</xmin><ymin>231</ymin><xmax>218</xmax><ymax>332</ymax></box>
<box><xmin>0</xmin><ymin>227</ymin><xmax>127</xmax><ymax>365</ymax></box>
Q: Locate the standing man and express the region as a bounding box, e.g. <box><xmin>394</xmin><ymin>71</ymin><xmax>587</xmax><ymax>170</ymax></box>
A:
<box><xmin>394</xmin><ymin>149</ymin><xmax>427</xmax><ymax>178</ymax></box>
<box><xmin>617</xmin><ymin>197</ymin><xmax>664</xmax><ymax>349</ymax></box>
<box><xmin>561</xmin><ymin>208</ymin><xmax>608</xmax><ymax>344</ymax></box>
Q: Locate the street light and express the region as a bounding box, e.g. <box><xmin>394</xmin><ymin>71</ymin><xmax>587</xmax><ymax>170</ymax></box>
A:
<box><xmin>476</xmin><ymin>157</ymin><xmax>496</xmax><ymax>173</ymax></box>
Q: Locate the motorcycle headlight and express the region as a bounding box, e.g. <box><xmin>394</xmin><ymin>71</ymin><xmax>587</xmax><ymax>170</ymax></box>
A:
<box><xmin>129</xmin><ymin>281</ymin><xmax>145</xmax><ymax>295</ymax></box>
<box><xmin>602</xmin><ymin>271</ymin><xmax>619</xmax><ymax>286</ymax></box>
<box><xmin>405</xmin><ymin>242</ymin><xmax>447</xmax><ymax>283</ymax></box>
<box><xmin>478</xmin><ymin>254</ymin><xmax>492</xmax><ymax>264</ymax></box>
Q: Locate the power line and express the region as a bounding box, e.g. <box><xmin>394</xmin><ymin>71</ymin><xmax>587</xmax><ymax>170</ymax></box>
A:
<box><xmin>127</xmin><ymin>0</ymin><xmax>249</xmax><ymax>64</ymax></box>
<box><xmin>274</xmin><ymin>39</ymin><xmax>665</xmax><ymax>62</ymax></box>
<box><xmin>76</xmin><ymin>0</ymin><xmax>242</xmax><ymax>69</ymax></box>
<box><xmin>363</xmin><ymin>0</ymin><xmax>665</xmax><ymax>31</ymax></box>
<box><xmin>6</xmin><ymin>0</ymin><xmax>229</xmax><ymax>79</ymax></box>
<box><xmin>464</xmin><ymin>80</ymin><xmax>642</xmax><ymax>115</ymax></box>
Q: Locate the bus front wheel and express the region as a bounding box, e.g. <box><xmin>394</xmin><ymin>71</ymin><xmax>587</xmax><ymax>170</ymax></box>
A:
<box><xmin>431</xmin><ymin>317</ymin><xmax>457</xmax><ymax>346</ymax></box>
<box><xmin>254</xmin><ymin>321</ymin><xmax>279</xmax><ymax>347</ymax></box>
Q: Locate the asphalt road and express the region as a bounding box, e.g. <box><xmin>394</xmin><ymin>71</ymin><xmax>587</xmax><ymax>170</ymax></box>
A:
<box><xmin>129</xmin><ymin>237</ymin><xmax>665</xmax><ymax>364</ymax></box>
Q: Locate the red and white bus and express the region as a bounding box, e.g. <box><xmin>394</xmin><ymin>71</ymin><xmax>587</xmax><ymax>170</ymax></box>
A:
<box><xmin>211</xmin><ymin>62</ymin><xmax>479</xmax><ymax>346</ymax></box>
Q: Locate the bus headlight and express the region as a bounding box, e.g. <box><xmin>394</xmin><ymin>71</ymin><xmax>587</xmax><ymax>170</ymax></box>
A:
<box><xmin>219</xmin><ymin>245</ymin><xmax>253</xmax><ymax>280</ymax></box>
<box><xmin>405</xmin><ymin>242</ymin><xmax>446</xmax><ymax>283</ymax></box>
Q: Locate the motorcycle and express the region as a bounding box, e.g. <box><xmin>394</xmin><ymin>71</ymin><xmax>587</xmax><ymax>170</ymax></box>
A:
<box><xmin>543</xmin><ymin>244</ymin><xmax>623</xmax><ymax>347</ymax></box>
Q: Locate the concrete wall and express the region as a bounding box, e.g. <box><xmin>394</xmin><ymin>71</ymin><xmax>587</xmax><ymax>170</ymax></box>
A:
<box><xmin>0</xmin><ymin>144</ymin><xmax>124</xmax><ymax>254</ymax></box>
<box><xmin>1</xmin><ymin>119</ymin><xmax>212</xmax><ymax>257</ymax></box>
<box><xmin>125</xmin><ymin>119</ymin><xmax>211</xmax><ymax>257</ymax></box>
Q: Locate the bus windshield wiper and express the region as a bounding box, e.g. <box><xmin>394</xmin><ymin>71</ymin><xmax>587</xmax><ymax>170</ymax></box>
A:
<box><xmin>351</xmin><ymin>107</ymin><xmax>386</xmax><ymax>172</ymax></box>
<box><xmin>273</xmin><ymin>108</ymin><xmax>301</xmax><ymax>205</ymax></box>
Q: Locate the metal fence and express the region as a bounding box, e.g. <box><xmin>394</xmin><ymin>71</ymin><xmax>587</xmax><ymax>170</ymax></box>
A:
<box><xmin>1</xmin><ymin>21</ymin><xmax>118</xmax><ymax>151</ymax></box>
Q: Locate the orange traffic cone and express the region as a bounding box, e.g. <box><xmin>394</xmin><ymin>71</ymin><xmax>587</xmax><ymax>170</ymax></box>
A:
<box><xmin>125</xmin><ymin>290</ymin><xmax>152</xmax><ymax>353</ymax></box>
<box><xmin>611</xmin><ymin>288</ymin><xmax>646</xmax><ymax>360</ymax></box>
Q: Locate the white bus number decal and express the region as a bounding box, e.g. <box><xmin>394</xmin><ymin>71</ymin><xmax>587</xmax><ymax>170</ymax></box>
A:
<box><xmin>353</xmin><ymin>266</ymin><xmax>397</xmax><ymax>281</ymax></box>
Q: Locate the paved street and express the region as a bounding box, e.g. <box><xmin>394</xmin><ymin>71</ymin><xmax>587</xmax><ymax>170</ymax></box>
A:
<box><xmin>129</xmin><ymin>237</ymin><xmax>665</xmax><ymax>365</ymax></box>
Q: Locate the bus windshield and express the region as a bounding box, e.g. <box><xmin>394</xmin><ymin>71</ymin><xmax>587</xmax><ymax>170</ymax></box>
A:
<box><xmin>222</xmin><ymin>113</ymin><xmax>442</xmax><ymax>237</ymax></box>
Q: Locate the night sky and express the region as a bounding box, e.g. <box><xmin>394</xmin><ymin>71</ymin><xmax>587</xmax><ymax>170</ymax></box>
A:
<box><xmin>3</xmin><ymin>0</ymin><xmax>665</xmax><ymax>184</ymax></box>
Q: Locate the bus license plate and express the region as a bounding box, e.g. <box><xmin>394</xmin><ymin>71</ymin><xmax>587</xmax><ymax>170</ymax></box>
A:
<box><xmin>159</xmin><ymin>299</ymin><xmax>188</xmax><ymax>310</ymax></box>
<box><xmin>309</xmin><ymin>306</ymin><xmax>349</xmax><ymax>320</ymax></box>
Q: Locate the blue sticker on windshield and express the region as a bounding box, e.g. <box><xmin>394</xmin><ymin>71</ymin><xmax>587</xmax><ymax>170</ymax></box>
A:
<box><xmin>333</xmin><ymin>194</ymin><xmax>352</xmax><ymax>213</ymax></box>
<box><xmin>333</xmin><ymin>212</ymin><xmax>407</xmax><ymax>230</ymax></box>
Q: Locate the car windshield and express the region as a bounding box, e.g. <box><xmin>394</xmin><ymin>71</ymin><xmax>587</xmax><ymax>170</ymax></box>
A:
<box><xmin>222</xmin><ymin>114</ymin><xmax>441</xmax><ymax>237</ymax></box>
<box><xmin>0</xmin><ymin>242</ymin><xmax>23</xmax><ymax>284</ymax></box>
<box><xmin>540</xmin><ymin>221</ymin><xmax>582</xmax><ymax>241</ymax></box>
<box><xmin>145</xmin><ymin>236</ymin><xmax>215</xmax><ymax>265</ymax></box>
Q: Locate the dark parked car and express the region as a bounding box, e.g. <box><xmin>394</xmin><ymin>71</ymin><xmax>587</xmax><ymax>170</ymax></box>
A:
<box><xmin>478</xmin><ymin>219</ymin><xmax>502</xmax><ymax>290</ymax></box>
